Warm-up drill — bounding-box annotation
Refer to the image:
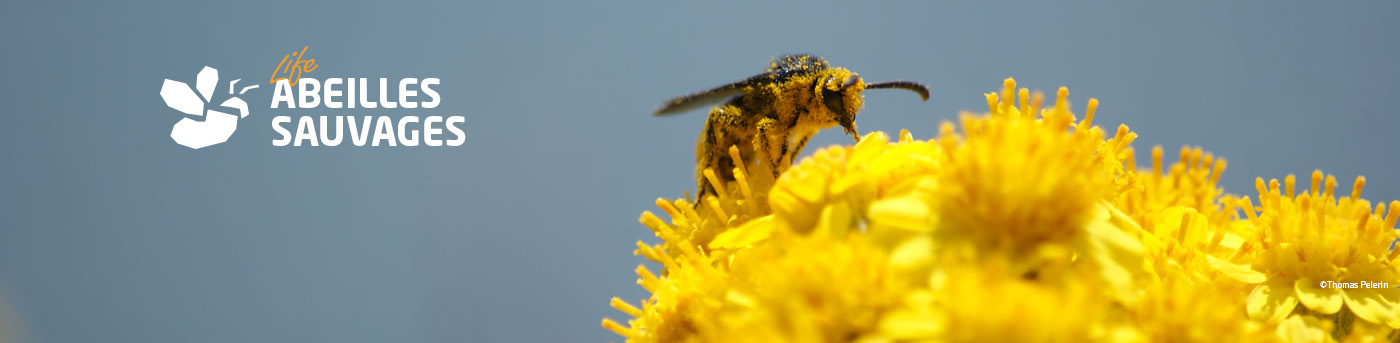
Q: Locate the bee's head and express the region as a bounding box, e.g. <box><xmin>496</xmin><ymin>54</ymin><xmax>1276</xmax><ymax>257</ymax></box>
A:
<box><xmin>816</xmin><ymin>69</ymin><xmax>931</xmax><ymax>142</ymax></box>
<box><xmin>816</xmin><ymin>70</ymin><xmax>866</xmax><ymax>141</ymax></box>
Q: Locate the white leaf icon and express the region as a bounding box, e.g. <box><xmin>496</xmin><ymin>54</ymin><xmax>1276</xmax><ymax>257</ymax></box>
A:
<box><xmin>160</xmin><ymin>80</ymin><xmax>204</xmax><ymax>116</ymax></box>
<box><xmin>195</xmin><ymin>66</ymin><xmax>217</xmax><ymax>102</ymax></box>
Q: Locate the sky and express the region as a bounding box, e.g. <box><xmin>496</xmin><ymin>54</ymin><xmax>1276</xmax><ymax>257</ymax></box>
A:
<box><xmin>1</xmin><ymin>1</ymin><xmax>1397</xmax><ymax>343</ymax></box>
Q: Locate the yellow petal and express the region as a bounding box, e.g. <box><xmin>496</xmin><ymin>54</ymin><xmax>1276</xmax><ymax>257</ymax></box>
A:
<box><xmin>1208</xmin><ymin>255</ymin><xmax>1266</xmax><ymax>284</ymax></box>
<box><xmin>1274</xmin><ymin>315</ymin><xmax>1332</xmax><ymax>343</ymax></box>
<box><xmin>868</xmin><ymin>195</ymin><xmax>934</xmax><ymax>234</ymax></box>
<box><xmin>786</xmin><ymin>171</ymin><xmax>829</xmax><ymax>204</ymax></box>
<box><xmin>889</xmin><ymin>236</ymin><xmax>934</xmax><ymax>276</ymax></box>
<box><xmin>1218</xmin><ymin>228</ymin><xmax>1247</xmax><ymax>250</ymax></box>
<box><xmin>1293</xmin><ymin>278</ymin><xmax>1343</xmax><ymax>315</ymax></box>
<box><xmin>877</xmin><ymin>308</ymin><xmax>942</xmax><ymax>340</ymax></box>
<box><xmin>1374</xmin><ymin>287</ymin><xmax>1400</xmax><ymax>329</ymax></box>
<box><xmin>1156</xmin><ymin>207</ymin><xmax>1208</xmax><ymax>247</ymax></box>
<box><xmin>1103</xmin><ymin>199</ymin><xmax>1145</xmax><ymax>234</ymax></box>
<box><xmin>1086</xmin><ymin>203</ymin><xmax>1145</xmax><ymax>255</ymax></box>
<box><xmin>1247</xmin><ymin>280</ymin><xmax>1299</xmax><ymax>322</ymax></box>
<box><xmin>725</xmin><ymin>289</ymin><xmax>757</xmax><ymax>308</ymax></box>
<box><xmin>1081</xmin><ymin>209</ymin><xmax>1147</xmax><ymax>301</ymax></box>
<box><xmin>1339</xmin><ymin>288</ymin><xmax>1396</xmax><ymax>326</ymax></box>
<box><xmin>709</xmin><ymin>215</ymin><xmax>774</xmax><ymax>249</ymax></box>
<box><xmin>768</xmin><ymin>190</ymin><xmax>800</xmax><ymax>216</ymax></box>
<box><xmin>813</xmin><ymin>201</ymin><xmax>854</xmax><ymax>237</ymax></box>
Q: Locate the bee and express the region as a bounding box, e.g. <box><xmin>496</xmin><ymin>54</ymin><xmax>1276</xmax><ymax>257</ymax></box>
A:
<box><xmin>655</xmin><ymin>54</ymin><xmax>930</xmax><ymax>197</ymax></box>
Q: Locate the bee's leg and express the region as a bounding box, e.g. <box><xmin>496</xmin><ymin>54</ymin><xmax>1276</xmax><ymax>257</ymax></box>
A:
<box><xmin>698</xmin><ymin>105</ymin><xmax>744</xmax><ymax>199</ymax></box>
<box><xmin>754</xmin><ymin>118</ymin><xmax>784</xmax><ymax>179</ymax></box>
<box><xmin>786</xmin><ymin>132</ymin><xmax>814</xmax><ymax>168</ymax></box>
<box><xmin>697</xmin><ymin>118</ymin><xmax>721</xmax><ymax>198</ymax></box>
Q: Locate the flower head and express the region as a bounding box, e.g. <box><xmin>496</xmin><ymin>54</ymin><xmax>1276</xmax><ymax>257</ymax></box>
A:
<box><xmin>1228</xmin><ymin>172</ymin><xmax>1400</xmax><ymax>328</ymax></box>
<box><xmin>1124</xmin><ymin>277</ymin><xmax>1281</xmax><ymax>343</ymax></box>
<box><xmin>876</xmin><ymin>259</ymin><xmax>1119</xmax><ymax>343</ymax></box>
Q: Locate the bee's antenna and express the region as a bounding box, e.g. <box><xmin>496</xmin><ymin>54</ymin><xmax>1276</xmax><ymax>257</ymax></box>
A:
<box><xmin>867</xmin><ymin>81</ymin><xmax>930</xmax><ymax>101</ymax></box>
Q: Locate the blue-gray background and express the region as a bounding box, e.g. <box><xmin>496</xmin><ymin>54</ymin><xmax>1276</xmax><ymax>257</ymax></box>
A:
<box><xmin>1</xmin><ymin>1</ymin><xmax>1397</xmax><ymax>342</ymax></box>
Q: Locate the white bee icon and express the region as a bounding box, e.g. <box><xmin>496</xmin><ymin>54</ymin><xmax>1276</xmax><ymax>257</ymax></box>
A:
<box><xmin>159</xmin><ymin>66</ymin><xmax>258</xmax><ymax>149</ymax></box>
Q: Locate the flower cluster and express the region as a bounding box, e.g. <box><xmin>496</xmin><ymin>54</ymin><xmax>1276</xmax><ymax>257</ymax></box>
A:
<box><xmin>605</xmin><ymin>78</ymin><xmax>1400</xmax><ymax>343</ymax></box>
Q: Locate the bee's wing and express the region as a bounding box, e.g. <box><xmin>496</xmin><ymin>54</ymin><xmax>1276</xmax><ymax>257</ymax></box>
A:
<box><xmin>654</xmin><ymin>74</ymin><xmax>769</xmax><ymax>116</ymax></box>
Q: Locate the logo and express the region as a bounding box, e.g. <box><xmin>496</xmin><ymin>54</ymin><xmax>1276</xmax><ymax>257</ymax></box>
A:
<box><xmin>159</xmin><ymin>66</ymin><xmax>258</xmax><ymax>149</ymax></box>
<box><xmin>156</xmin><ymin>46</ymin><xmax>464</xmax><ymax>149</ymax></box>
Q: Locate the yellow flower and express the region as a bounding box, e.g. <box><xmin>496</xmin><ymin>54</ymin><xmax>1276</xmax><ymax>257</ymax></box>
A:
<box><xmin>1138</xmin><ymin>206</ymin><xmax>1262</xmax><ymax>289</ymax></box>
<box><xmin>609</xmin><ymin>138</ymin><xmax>913</xmax><ymax>342</ymax></box>
<box><xmin>603</xmin><ymin>212</ymin><xmax>731</xmax><ymax>343</ymax></box>
<box><xmin>725</xmin><ymin>129</ymin><xmax>942</xmax><ymax>245</ymax></box>
<box><xmin>607</xmin><ymin>220</ymin><xmax>908</xmax><ymax>343</ymax></box>
<box><xmin>604</xmin><ymin>151</ymin><xmax>777</xmax><ymax>343</ymax></box>
<box><xmin>722</xmin><ymin>233</ymin><xmax>908</xmax><ymax>342</ymax></box>
<box><xmin>1227</xmin><ymin>171</ymin><xmax>1400</xmax><ymax>328</ymax></box>
<box><xmin>1123</xmin><ymin>277</ymin><xmax>1280</xmax><ymax>343</ymax></box>
<box><xmin>873</xmin><ymin>259</ymin><xmax>1122</xmax><ymax>343</ymax></box>
<box><xmin>1114</xmin><ymin>145</ymin><xmax>1238</xmax><ymax>232</ymax></box>
<box><xmin>933</xmin><ymin>105</ymin><xmax>1107</xmax><ymax>254</ymax></box>
<box><xmin>870</xmin><ymin>78</ymin><xmax>1147</xmax><ymax>299</ymax></box>
<box><xmin>765</xmin><ymin>135</ymin><xmax>876</xmax><ymax>237</ymax></box>
<box><xmin>639</xmin><ymin>146</ymin><xmax>775</xmax><ymax>260</ymax></box>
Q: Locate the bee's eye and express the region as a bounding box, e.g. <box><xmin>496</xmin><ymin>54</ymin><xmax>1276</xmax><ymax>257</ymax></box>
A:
<box><xmin>822</xmin><ymin>87</ymin><xmax>845</xmax><ymax>115</ymax></box>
